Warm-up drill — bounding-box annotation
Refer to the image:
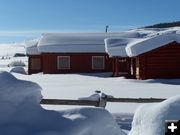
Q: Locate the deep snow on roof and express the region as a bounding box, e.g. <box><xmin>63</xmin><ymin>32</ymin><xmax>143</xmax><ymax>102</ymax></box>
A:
<box><xmin>126</xmin><ymin>33</ymin><xmax>180</xmax><ymax>57</ymax></box>
<box><xmin>105</xmin><ymin>38</ymin><xmax>145</xmax><ymax>57</ymax></box>
<box><xmin>105</xmin><ymin>27</ymin><xmax>180</xmax><ymax>57</ymax></box>
<box><xmin>25</xmin><ymin>39</ymin><xmax>40</xmax><ymax>55</ymax></box>
<box><xmin>25</xmin><ymin>27</ymin><xmax>180</xmax><ymax>55</ymax></box>
<box><xmin>37</xmin><ymin>32</ymin><xmax>141</xmax><ymax>53</ymax></box>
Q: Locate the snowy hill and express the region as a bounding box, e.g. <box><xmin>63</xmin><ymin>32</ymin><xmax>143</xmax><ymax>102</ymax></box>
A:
<box><xmin>144</xmin><ymin>21</ymin><xmax>180</xmax><ymax>28</ymax></box>
<box><xmin>0</xmin><ymin>42</ymin><xmax>26</xmax><ymax>57</ymax></box>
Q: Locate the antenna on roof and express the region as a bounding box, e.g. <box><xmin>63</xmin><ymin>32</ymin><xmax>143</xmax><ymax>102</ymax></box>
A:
<box><xmin>105</xmin><ymin>25</ymin><xmax>109</xmax><ymax>33</ymax></box>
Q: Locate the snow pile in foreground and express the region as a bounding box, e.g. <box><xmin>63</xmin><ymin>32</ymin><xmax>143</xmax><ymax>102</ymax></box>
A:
<box><xmin>0</xmin><ymin>71</ymin><xmax>125</xmax><ymax>135</ymax></box>
<box><xmin>129</xmin><ymin>96</ymin><xmax>180</xmax><ymax>135</ymax></box>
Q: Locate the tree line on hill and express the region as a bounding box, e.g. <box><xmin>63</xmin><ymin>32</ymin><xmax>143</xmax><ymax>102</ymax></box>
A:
<box><xmin>144</xmin><ymin>21</ymin><xmax>180</xmax><ymax>28</ymax></box>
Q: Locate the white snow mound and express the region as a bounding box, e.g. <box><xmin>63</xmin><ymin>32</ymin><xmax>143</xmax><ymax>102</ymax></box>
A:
<box><xmin>10</xmin><ymin>66</ymin><xmax>27</xmax><ymax>74</ymax></box>
<box><xmin>79</xmin><ymin>93</ymin><xmax>100</xmax><ymax>101</ymax></box>
<box><xmin>129</xmin><ymin>95</ymin><xmax>180</xmax><ymax>135</ymax></box>
<box><xmin>0</xmin><ymin>71</ymin><xmax>125</xmax><ymax>135</ymax></box>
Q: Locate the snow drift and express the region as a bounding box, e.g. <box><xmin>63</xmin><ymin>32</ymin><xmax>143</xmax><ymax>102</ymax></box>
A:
<box><xmin>0</xmin><ymin>71</ymin><xmax>125</xmax><ymax>135</ymax></box>
<box><xmin>129</xmin><ymin>96</ymin><xmax>180</xmax><ymax>135</ymax></box>
<box><xmin>10</xmin><ymin>66</ymin><xmax>27</xmax><ymax>74</ymax></box>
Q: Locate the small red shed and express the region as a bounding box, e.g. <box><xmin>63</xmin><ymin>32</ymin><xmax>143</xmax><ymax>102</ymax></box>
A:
<box><xmin>105</xmin><ymin>33</ymin><xmax>180</xmax><ymax>79</ymax></box>
<box><xmin>130</xmin><ymin>41</ymin><xmax>180</xmax><ymax>79</ymax></box>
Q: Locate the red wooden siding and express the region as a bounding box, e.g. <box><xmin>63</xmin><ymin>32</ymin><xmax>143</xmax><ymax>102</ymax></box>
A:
<box><xmin>28</xmin><ymin>55</ymin><xmax>42</xmax><ymax>74</ymax></box>
<box><xmin>112</xmin><ymin>57</ymin><xmax>131</xmax><ymax>77</ymax></box>
<box><xmin>41</xmin><ymin>53</ymin><xmax>113</xmax><ymax>74</ymax></box>
<box><xmin>136</xmin><ymin>42</ymin><xmax>180</xmax><ymax>79</ymax></box>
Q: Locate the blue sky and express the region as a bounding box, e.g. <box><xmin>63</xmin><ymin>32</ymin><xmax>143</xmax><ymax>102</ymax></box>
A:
<box><xmin>0</xmin><ymin>0</ymin><xmax>180</xmax><ymax>43</ymax></box>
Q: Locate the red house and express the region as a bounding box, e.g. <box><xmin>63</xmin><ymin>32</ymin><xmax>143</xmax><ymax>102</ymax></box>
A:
<box><xmin>26</xmin><ymin>33</ymin><xmax>130</xmax><ymax>74</ymax></box>
<box><xmin>105</xmin><ymin>33</ymin><xmax>180</xmax><ymax>79</ymax></box>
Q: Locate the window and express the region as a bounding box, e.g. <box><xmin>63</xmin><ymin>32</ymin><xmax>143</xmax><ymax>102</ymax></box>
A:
<box><xmin>57</xmin><ymin>56</ymin><xmax>70</xmax><ymax>69</ymax></box>
<box><xmin>92</xmin><ymin>56</ymin><xmax>105</xmax><ymax>70</ymax></box>
<box><xmin>31</xmin><ymin>58</ymin><xmax>41</xmax><ymax>70</ymax></box>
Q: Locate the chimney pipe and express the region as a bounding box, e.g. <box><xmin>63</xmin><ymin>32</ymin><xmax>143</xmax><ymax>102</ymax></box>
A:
<box><xmin>105</xmin><ymin>25</ymin><xmax>109</xmax><ymax>33</ymax></box>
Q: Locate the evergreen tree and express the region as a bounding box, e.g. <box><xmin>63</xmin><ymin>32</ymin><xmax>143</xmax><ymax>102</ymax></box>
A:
<box><xmin>144</xmin><ymin>21</ymin><xmax>180</xmax><ymax>28</ymax></box>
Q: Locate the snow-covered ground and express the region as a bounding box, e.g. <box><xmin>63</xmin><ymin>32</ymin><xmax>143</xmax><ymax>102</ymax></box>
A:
<box><xmin>0</xmin><ymin>44</ymin><xmax>27</xmax><ymax>68</ymax></box>
<box><xmin>0</xmin><ymin>43</ymin><xmax>25</xmax><ymax>57</ymax></box>
<box><xmin>0</xmin><ymin>71</ymin><xmax>125</xmax><ymax>135</ymax></box>
<box><xmin>0</xmin><ymin>72</ymin><xmax>180</xmax><ymax>135</ymax></box>
<box><xmin>1</xmin><ymin>58</ymin><xmax>180</xmax><ymax>134</ymax></box>
<box><xmin>12</xmin><ymin>72</ymin><xmax>180</xmax><ymax>113</ymax></box>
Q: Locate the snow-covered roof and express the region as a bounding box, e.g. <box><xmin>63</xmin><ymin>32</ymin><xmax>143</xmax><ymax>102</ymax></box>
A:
<box><xmin>126</xmin><ymin>33</ymin><xmax>180</xmax><ymax>57</ymax></box>
<box><xmin>37</xmin><ymin>32</ymin><xmax>141</xmax><ymax>53</ymax></box>
<box><xmin>105</xmin><ymin>33</ymin><xmax>180</xmax><ymax>57</ymax></box>
<box><xmin>105</xmin><ymin>38</ymin><xmax>144</xmax><ymax>57</ymax></box>
<box><xmin>25</xmin><ymin>27</ymin><xmax>180</xmax><ymax>55</ymax></box>
<box><xmin>25</xmin><ymin>39</ymin><xmax>40</xmax><ymax>55</ymax></box>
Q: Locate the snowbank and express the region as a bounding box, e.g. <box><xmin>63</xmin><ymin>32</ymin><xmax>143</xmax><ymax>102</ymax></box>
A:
<box><xmin>0</xmin><ymin>71</ymin><xmax>125</xmax><ymax>135</ymax></box>
<box><xmin>129</xmin><ymin>96</ymin><xmax>180</xmax><ymax>135</ymax></box>
<box><xmin>10</xmin><ymin>66</ymin><xmax>27</xmax><ymax>74</ymax></box>
<box><xmin>79</xmin><ymin>93</ymin><xmax>100</xmax><ymax>101</ymax></box>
